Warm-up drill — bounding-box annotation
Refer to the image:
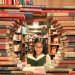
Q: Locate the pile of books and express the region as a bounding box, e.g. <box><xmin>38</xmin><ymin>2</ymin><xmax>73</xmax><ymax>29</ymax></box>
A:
<box><xmin>55</xmin><ymin>20</ymin><xmax>75</xmax><ymax>69</ymax></box>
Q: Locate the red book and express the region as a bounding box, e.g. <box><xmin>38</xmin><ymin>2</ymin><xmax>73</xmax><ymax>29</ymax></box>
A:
<box><xmin>0</xmin><ymin>44</ymin><xmax>9</xmax><ymax>49</ymax></box>
<box><xmin>0</xmin><ymin>29</ymin><xmax>10</xmax><ymax>34</ymax></box>
<box><xmin>64</xmin><ymin>40</ymin><xmax>75</xmax><ymax>43</ymax></box>
<box><xmin>15</xmin><ymin>0</ymin><xmax>19</xmax><ymax>5</ymax></box>
<box><xmin>4</xmin><ymin>0</ymin><xmax>8</xmax><ymax>4</ymax></box>
<box><xmin>0</xmin><ymin>11</ymin><xmax>8</xmax><ymax>14</ymax></box>
<box><xmin>20</xmin><ymin>8</ymin><xmax>42</xmax><ymax>12</ymax></box>
<box><xmin>52</xmin><ymin>16</ymin><xmax>73</xmax><ymax>21</ymax></box>
<box><xmin>7</xmin><ymin>0</ymin><xmax>12</xmax><ymax>5</ymax></box>
<box><xmin>0</xmin><ymin>13</ymin><xmax>25</xmax><ymax>20</ymax></box>
<box><xmin>26</xmin><ymin>0</ymin><xmax>30</xmax><ymax>4</ymax></box>
<box><xmin>0</xmin><ymin>38</ymin><xmax>9</xmax><ymax>42</ymax></box>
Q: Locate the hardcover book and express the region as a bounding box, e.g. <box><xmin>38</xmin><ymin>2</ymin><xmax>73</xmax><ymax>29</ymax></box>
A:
<box><xmin>27</xmin><ymin>54</ymin><xmax>46</xmax><ymax>66</ymax></box>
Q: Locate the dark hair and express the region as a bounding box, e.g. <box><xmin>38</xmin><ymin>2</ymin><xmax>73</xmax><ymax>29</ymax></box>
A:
<box><xmin>33</xmin><ymin>42</ymin><xmax>47</xmax><ymax>58</ymax></box>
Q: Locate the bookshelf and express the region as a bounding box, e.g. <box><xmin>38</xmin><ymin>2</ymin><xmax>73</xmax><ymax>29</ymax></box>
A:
<box><xmin>48</xmin><ymin>24</ymin><xmax>59</xmax><ymax>56</ymax></box>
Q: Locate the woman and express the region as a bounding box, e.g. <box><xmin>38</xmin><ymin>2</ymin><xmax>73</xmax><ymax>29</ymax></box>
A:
<box><xmin>17</xmin><ymin>42</ymin><xmax>51</xmax><ymax>67</ymax></box>
<box><xmin>27</xmin><ymin>41</ymin><xmax>51</xmax><ymax>66</ymax></box>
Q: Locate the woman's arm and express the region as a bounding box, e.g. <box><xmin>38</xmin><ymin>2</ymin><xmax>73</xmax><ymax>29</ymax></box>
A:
<box><xmin>17</xmin><ymin>57</ymin><xmax>27</xmax><ymax>69</ymax></box>
<box><xmin>46</xmin><ymin>54</ymin><xmax>51</xmax><ymax>63</ymax></box>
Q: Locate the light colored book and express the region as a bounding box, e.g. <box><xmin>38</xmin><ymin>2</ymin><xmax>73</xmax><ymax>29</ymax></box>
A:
<box><xmin>23</xmin><ymin>66</ymin><xmax>46</xmax><ymax>74</ymax></box>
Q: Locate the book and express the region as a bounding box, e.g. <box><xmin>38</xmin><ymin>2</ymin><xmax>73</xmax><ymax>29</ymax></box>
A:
<box><xmin>61</xmin><ymin>31</ymin><xmax>75</xmax><ymax>36</ymax></box>
<box><xmin>63</xmin><ymin>40</ymin><xmax>75</xmax><ymax>43</ymax></box>
<box><xmin>23</xmin><ymin>66</ymin><xmax>46</xmax><ymax>74</ymax></box>
<box><xmin>0</xmin><ymin>13</ymin><xmax>25</xmax><ymax>19</ymax></box>
<box><xmin>64</xmin><ymin>52</ymin><xmax>75</xmax><ymax>57</ymax></box>
<box><xmin>58</xmin><ymin>21</ymin><xmax>75</xmax><ymax>24</ymax></box>
<box><xmin>7</xmin><ymin>0</ymin><xmax>13</xmax><ymax>5</ymax></box>
<box><xmin>59</xmin><ymin>60</ymin><xmax>75</xmax><ymax>64</ymax></box>
<box><xmin>58</xmin><ymin>24</ymin><xmax>75</xmax><ymax>29</ymax></box>
<box><xmin>26</xmin><ymin>0</ymin><xmax>33</xmax><ymax>5</ymax></box>
<box><xmin>64</xmin><ymin>47</ymin><xmax>75</xmax><ymax>52</ymax></box>
<box><xmin>27</xmin><ymin>54</ymin><xmax>46</xmax><ymax>66</ymax></box>
<box><xmin>4</xmin><ymin>0</ymin><xmax>8</xmax><ymax>4</ymax></box>
<box><xmin>63</xmin><ymin>57</ymin><xmax>75</xmax><ymax>60</ymax></box>
<box><xmin>46</xmin><ymin>68</ymin><xmax>72</xmax><ymax>73</ymax></box>
<box><xmin>0</xmin><ymin>29</ymin><xmax>10</xmax><ymax>34</ymax></box>
<box><xmin>64</xmin><ymin>42</ymin><xmax>75</xmax><ymax>46</ymax></box>
<box><xmin>53</xmin><ymin>13</ymin><xmax>69</xmax><ymax>16</ymax></box>
<box><xmin>25</xmin><ymin>12</ymin><xmax>33</xmax><ymax>20</ymax></box>
<box><xmin>20</xmin><ymin>8</ymin><xmax>42</xmax><ymax>12</ymax></box>
<box><xmin>0</xmin><ymin>38</ymin><xmax>9</xmax><ymax>42</ymax></box>
<box><xmin>0</xmin><ymin>21</ymin><xmax>15</xmax><ymax>26</ymax></box>
<box><xmin>22</xmin><ymin>5</ymin><xmax>46</xmax><ymax>8</ymax></box>
<box><xmin>13</xmin><ymin>0</ymin><xmax>20</xmax><ymax>5</ymax></box>
<box><xmin>62</xmin><ymin>35</ymin><xmax>75</xmax><ymax>40</ymax></box>
<box><xmin>0</xmin><ymin>56</ymin><xmax>12</xmax><ymax>61</ymax></box>
<box><xmin>19</xmin><ymin>0</ymin><xmax>25</xmax><ymax>5</ymax></box>
<box><xmin>59</xmin><ymin>27</ymin><xmax>75</xmax><ymax>31</ymax></box>
<box><xmin>0</xmin><ymin>50</ymin><xmax>8</xmax><ymax>56</ymax></box>
<box><xmin>4</xmin><ymin>8</ymin><xmax>20</xmax><ymax>12</ymax></box>
<box><xmin>0</xmin><ymin>44</ymin><xmax>9</xmax><ymax>49</ymax></box>
<box><xmin>0</xmin><ymin>61</ymin><xmax>13</xmax><ymax>65</ymax></box>
<box><xmin>52</xmin><ymin>16</ymin><xmax>73</xmax><ymax>21</ymax></box>
<box><xmin>0</xmin><ymin>0</ymin><xmax>3</xmax><ymax>4</ymax></box>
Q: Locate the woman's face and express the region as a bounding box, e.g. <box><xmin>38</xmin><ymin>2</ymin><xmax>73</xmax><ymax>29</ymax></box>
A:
<box><xmin>35</xmin><ymin>42</ymin><xmax>43</xmax><ymax>55</ymax></box>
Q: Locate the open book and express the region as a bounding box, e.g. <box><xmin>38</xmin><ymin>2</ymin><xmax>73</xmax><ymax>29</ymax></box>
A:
<box><xmin>27</xmin><ymin>54</ymin><xmax>46</xmax><ymax>66</ymax></box>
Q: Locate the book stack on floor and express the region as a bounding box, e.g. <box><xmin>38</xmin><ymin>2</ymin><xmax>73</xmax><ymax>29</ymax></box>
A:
<box><xmin>55</xmin><ymin>21</ymin><xmax>75</xmax><ymax>70</ymax></box>
<box><xmin>0</xmin><ymin>21</ymin><xmax>26</xmax><ymax>75</ymax></box>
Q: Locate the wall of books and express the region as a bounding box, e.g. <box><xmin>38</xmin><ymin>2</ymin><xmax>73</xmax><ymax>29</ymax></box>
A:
<box><xmin>0</xmin><ymin>0</ymin><xmax>75</xmax><ymax>74</ymax></box>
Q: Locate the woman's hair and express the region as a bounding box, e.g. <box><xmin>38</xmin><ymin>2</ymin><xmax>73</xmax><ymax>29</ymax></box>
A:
<box><xmin>33</xmin><ymin>42</ymin><xmax>47</xmax><ymax>58</ymax></box>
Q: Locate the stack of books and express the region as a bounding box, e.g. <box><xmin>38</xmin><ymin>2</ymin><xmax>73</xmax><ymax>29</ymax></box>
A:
<box><xmin>54</xmin><ymin>20</ymin><xmax>75</xmax><ymax>69</ymax></box>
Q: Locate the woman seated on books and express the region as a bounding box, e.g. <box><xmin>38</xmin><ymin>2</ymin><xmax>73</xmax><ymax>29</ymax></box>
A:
<box><xmin>17</xmin><ymin>41</ymin><xmax>52</xmax><ymax>68</ymax></box>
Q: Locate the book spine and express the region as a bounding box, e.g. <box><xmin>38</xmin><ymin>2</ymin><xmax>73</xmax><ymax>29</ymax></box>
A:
<box><xmin>4</xmin><ymin>0</ymin><xmax>8</xmax><ymax>4</ymax></box>
<box><xmin>0</xmin><ymin>44</ymin><xmax>9</xmax><ymax>49</ymax></box>
<box><xmin>15</xmin><ymin>0</ymin><xmax>20</xmax><ymax>5</ymax></box>
<box><xmin>0</xmin><ymin>0</ymin><xmax>3</xmax><ymax>4</ymax></box>
<box><xmin>64</xmin><ymin>52</ymin><xmax>75</xmax><ymax>57</ymax></box>
<box><xmin>62</xmin><ymin>35</ymin><xmax>75</xmax><ymax>40</ymax></box>
<box><xmin>60</xmin><ymin>60</ymin><xmax>75</xmax><ymax>64</ymax></box>
<box><xmin>7</xmin><ymin>0</ymin><xmax>13</xmax><ymax>5</ymax></box>
<box><xmin>0</xmin><ymin>38</ymin><xmax>9</xmax><ymax>42</ymax></box>
<box><xmin>0</xmin><ymin>13</ymin><xmax>25</xmax><ymax>19</ymax></box>
<box><xmin>0</xmin><ymin>29</ymin><xmax>10</xmax><ymax>34</ymax></box>
<box><xmin>60</xmin><ymin>27</ymin><xmax>75</xmax><ymax>30</ymax></box>
<box><xmin>0</xmin><ymin>61</ymin><xmax>13</xmax><ymax>65</ymax></box>
<box><xmin>59</xmin><ymin>63</ymin><xmax>75</xmax><ymax>66</ymax></box>
<box><xmin>0</xmin><ymin>56</ymin><xmax>11</xmax><ymax>61</ymax></box>
<box><xmin>0</xmin><ymin>50</ymin><xmax>7</xmax><ymax>56</ymax></box>
<box><xmin>65</xmin><ymin>42</ymin><xmax>75</xmax><ymax>46</ymax></box>
<box><xmin>19</xmin><ymin>0</ymin><xmax>25</xmax><ymax>5</ymax></box>
<box><xmin>52</xmin><ymin>16</ymin><xmax>73</xmax><ymax>21</ymax></box>
<box><xmin>64</xmin><ymin>47</ymin><xmax>75</xmax><ymax>52</ymax></box>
